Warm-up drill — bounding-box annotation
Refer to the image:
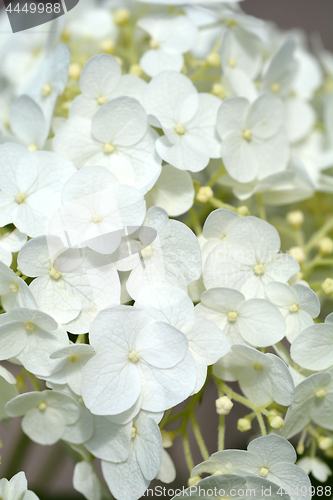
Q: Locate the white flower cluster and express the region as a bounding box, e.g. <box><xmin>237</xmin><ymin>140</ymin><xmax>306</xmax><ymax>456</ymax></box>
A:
<box><xmin>0</xmin><ymin>0</ymin><xmax>333</xmax><ymax>499</ymax></box>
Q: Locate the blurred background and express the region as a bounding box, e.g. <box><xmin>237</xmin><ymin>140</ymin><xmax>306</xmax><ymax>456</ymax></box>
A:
<box><xmin>0</xmin><ymin>0</ymin><xmax>332</xmax><ymax>498</ymax></box>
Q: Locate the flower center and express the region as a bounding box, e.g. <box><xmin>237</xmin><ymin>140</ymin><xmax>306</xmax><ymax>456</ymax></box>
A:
<box><xmin>103</xmin><ymin>142</ymin><xmax>115</xmax><ymax>154</ymax></box>
<box><xmin>175</xmin><ymin>124</ymin><xmax>186</xmax><ymax>135</ymax></box>
<box><xmin>92</xmin><ymin>213</ymin><xmax>102</xmax><ymax>223</ymax></box>
<box><xmin>141</xmin><ymin>244</ymin><xmax>154</xmax><ymax>258</ymax></box>
<box><xmin>41</xmin><ymin>83</ymin><xmax>52</xmax><ymax>96</ymax></box>
<box><xmin>242</xmin><ymin>128</ymin><xmax>252</xmax><ymax>141</ymax></box>
<box><xmin>38</xmin><ymin>401</ymin><xmax>47</xmax><ymax>411</ymax></box>
<box><xmin>131</xmin><ymin>426</ymin><xmax>137</xmax><ymax>439</ymax></box>
<box><xmin>270</xmin><ymin>82</ymin><xmax>281</xmax><ymax>93</ymax></box>
<box><xmin>259</xmin><ymin>466</ymin><xmax>269</xmax><ymax>478</ymax></box>
<box><xmin>97</xmin><ymin>95</ymin><xmax>107</xmax><ymax>105</ymax></box>
<box><xmin>128</xmin><ymin>350</ymin><xmax>140</xmax><ymax>363</ymax></box>
<box><xmin>254</xmin><ymin>263</ymin><xmax>265</xmax><ymax>275</ymax></box>
<box><xmin>227</xmin><ymin>58</ymin><xmax>236</xmax><ymax>67</ymax></box>
<box><xmin>253</xmin><ymin>361</ymin><xmax>263</xmax><ymax>371</ymax></box>
<box><xmin>28</xmin><ymin>143</ymin><xmax>38</xmax><ymax>152</ymax></box>
<box><xmin>227</xmin><ymin>311</ymin><xmax>238</xmax><ymax>323</ymax></box>
<box><xmin>25</xmin><ymin>322</ymin><xmax>35</xmax><ymax>332</ymax></box>
<box><xmin>15</xmin><ymin>192</ymin><xmax>26</xmax><ymax>204</ymax></box>
<box><xmin>49</xmin><ymin>267</ymin><xmax>62</xmax><ymax>280</ymax></box>
<box><xmin>9</xmin><ymin>282</ymin><xmax>19</xmax><ymax>293</ymax></box>
<box><xmin>289</xmin><ymin>303</ymin><xmax>299</xmax><ymax>313</ymax></box>
<box><xmin>315</xmin><ymin>388</ymin><xmax>327</xmax><ymax>399</ymax></box>
<box><xmin>69</xmin><ymin>354</ymin><xmax>80</xmax><ymax>363</ymax></box>
<box><xmin>149</xmin><ymin>39</ymin><xmax>160</xmax><ymax>49</ymax></box>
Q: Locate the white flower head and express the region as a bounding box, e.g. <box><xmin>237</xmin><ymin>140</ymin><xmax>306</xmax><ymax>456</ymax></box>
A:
<box><xmin>196</xmin><ymin>287</ymin><xmax>286</xmax><ymax>347</ymax></box>
<box><xmin>5</xmin><ymin>390</ymin><xmax>80</xmax><ymax>445</ymax></box>
<box><xmin>265</xmin><ymin>282</ymin><xmax>320</xmax><ymax>342</ymax></box>
<box><xmin>0</xmin><ymin>229</ymin><xmax>27</xmax><ymax>267</ymax></box>
<box><xmin>0</xmin><ymin>261</ymin><xmax>36</xmax><ymax>312</ymax></box>
<box><xmin>297</xmin><ymin>457</ymin><xmax>332</xmax><ymax>483</ymax></box>
<box><xmin>7</xmin><ymin>95</ymin><xmax>48</xmax><ymax>151</ymax></box>
<box><xmin>144</xmin><ymin>71</ymin><xmax>221</xmax><ymax>172</ymax></box>
<box><xmin>213</xmin><ymin>345</ymin><xmax>295</xmax><ymax>406</ymax></box>
<box><xmin>138</xmin><ymin>15</ymin><xmax>198</xmax><ymax>77</ymax></box>
<box><xmin>73</xmin><ymin>461</ymin><xmax>102</xmax><ymax>500</ymax></box>
<box><xmin>0</xmin><ymin>472</ymin><xmax>39</xmax><ymax>500</ymax></box>
<box><xmin>82</xmin><ymin>306</ymin><xmax>196</xmax><ymax>415</ymax></box>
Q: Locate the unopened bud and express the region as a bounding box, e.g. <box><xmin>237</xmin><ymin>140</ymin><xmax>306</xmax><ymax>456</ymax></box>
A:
<box><xmin>324</xmin><ymin>447</ymin><xmax>333</xmax><ymax>459</ymax></box>
<box><xmin>99</xmin><ymin>39</ymin><xmax>115</xmax><ymax>54</ymax></box>
<box><xmin>236</xmin><ymin>206</ymin><xmax>250</xmax><ymax>217</ymax></box>
<box><xmin>206</xmin><ymin>53</ymin><xmax>221</xmax><ymax>67</ymax></box>
<box><xmin>318</xmin><ymin>436</ymin><xmax>333</xmax><ymax>451</ymax></box>
<box><xmin>129</xmin><ymin>64</ymin><xmax>143</xmax><ymax>77</ymax></box>
<box><xmin>286</xmin><ymin>211</ymin><xmax>304</xmax><ymax>229</ymax></box>
<box><xmin>68</xmin><ymin>62</ymin><xmax>81</xmax><ymax>79</ymax></box>
<box><xmin>211</xmin><ymin>83</ymin><xmax>227</xmax><ymax>100</ymax></box>
<box><xmin>114</xmin><ymin>8</ymin><xmax>130</xmax><ymax>26</ymax></box>
<box><xmin>188</xmin><ymin>475</ymin><xmax>201</xmax><ymax>486</ymax></box>
<box><xmin>322</xmin><ymin>278</ymin><xmax>333</xmax><ymax>295</ymax></box>
<box><xmin>215</xmin><ymin>396</ymin><xmax>233</xmax><ymax>415</ymax></box>
<box><xmin>318</xmin><ymin>237</ymin><xmax>333</xmax><ymax>256</ymax></box>
<box><xmin>237</xmin><ymin>418</ymin><xmax>251</xmax><ymax>432</ymax></box>
<box><xmin>288</xmin><ymin>247</ymin><xmax>306</xmax><ymax>264</ymax></box>
<box><xmin>296</xmin><ymin>444</ymin><xmax>304</xmax><ymax>455</ymax></box>
<box><xmin>161</xmin><ymin>430</ymin><xmax>173</xmax><ymax>448</ymax></box>
<box><xmin>196</xmin><ymin>186</ymin><xmax>213</xmax><ymax>203</ymax></box>
<box><xmin>268</xmin><ymin>415</ymin><xmax>284</xmax><ymax>430</ymax></box>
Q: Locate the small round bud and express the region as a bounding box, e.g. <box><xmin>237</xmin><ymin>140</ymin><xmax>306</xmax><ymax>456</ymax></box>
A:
<box><xmin>237</xmin><ymin>417</ymin><xmax>251</xmax><ymax>432</ymax></box>
<box><xmin>296</xmin><ymin>444</ymin><xmax>304</xmax><ymax>455</ymax></box>
<box><xmin>322</xmin><ymin>278</ymin><xmax>333</xmax><ymax>295</ymax></box>
<box><xmin>215</xmin><ymin>396</ymin><xmax>233</xmax><ymax>415</ymax></box>
<box><xmin>196</xmin><ymin>186</ymin><xmax>213</xmax><ymax>203</ymax></box>
<box><xmin>288</xmin><ymin>247</ymin><xmax>306</xmax><ymax>264</ymax></box>
<box><xmin>114</xmin><ymin>8</ymin><xmax>130</xmax><ymax>26</ymax></box>
<box><xmin>318</xmin><ymin>436</ymin><xmax>333</xmax><ymax>451</ymax></box>
<box><xmin>206</xmin><ymin>53</ymin><xmax>221</xmax><ymax>67</ymax></box>
<box><xmin>99</xmin><ymin>39</ymin><xmax>115</xmax><ymax>54</ymax></box>
<box><xmin>129</xmin><ymin>64</ymin><xmax>143</xmax><ymax>77</ymax></box>
<box><xmin>318</xmin><ymin>237</ymin><xmax>333</xmax><ymax>256</ymax></box>
<box><xmin>211</xmin><ymin>83</ymin><xmax>227</xmax><ymax>100</ymax></box>
<box><xmin>236</xmin><ymin>206</ymin><xmax>250</xmax><ymax>217</ymax></box>
<box><xmin>324</xmin><ymin>447</ymin><xmax>333</xmax><ymax>459</ymax></box>
<box><xmin>188</xmin><ymin>475</ymin><xmax>201</xmax><ymax>486</ymax></box>
<box><xmin>286</xmin><ymin>210</ymin><xmax>304</xmax><ymax>229</ymax></box>
<box><xmin>68</xmin><ymin>62</ymin><xmax>81</xmax><ymax>79</ymax></box>
<box><xmin>161</xmin><ymin>430</ymin><xmax>173</xmax><ymax>448</ymax></box>
<box><xmin>268</xmin><ymin>415</ymin><xmax>284</xmax><ymax>430</ymax></box>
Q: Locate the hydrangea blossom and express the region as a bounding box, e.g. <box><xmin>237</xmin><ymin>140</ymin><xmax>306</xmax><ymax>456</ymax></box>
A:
<box><xmin>0</xmin><ymin>472</ymin><xmax>39</xmax><ymax>500</ymax></box>
<box><xmin>0</xmin><ymin>228</ymin><xmax>26</xmax><ymax>267</ymax></box>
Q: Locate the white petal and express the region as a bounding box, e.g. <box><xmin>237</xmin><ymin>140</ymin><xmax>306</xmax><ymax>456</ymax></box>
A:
<box><xmin>221</xmin><ymin>131</ymin><xmax>259</xmax><ymax>183</ymax></box>
<box><xmin>216</xmin><ymin>97</ymin><xmax>249</xmax><ymax>139</ymax></box>
<box><xmin>84</xmin><ymin>416</ymin><xmax>131</xmax><ymax>461</ymax></box>
<box><xmin>79</xmin><ymin>53</ymin><xmax>121</xmax><ymax>98</ymax></box>
<box><xmin>73</xmin><ymin>461</ymin><xmax>102</xmax><ymax>500</ymax></box>
<box><xmin>291</xmin><ymin>323</ymin><xmax>333</xmax><ymax>370</ymax></box>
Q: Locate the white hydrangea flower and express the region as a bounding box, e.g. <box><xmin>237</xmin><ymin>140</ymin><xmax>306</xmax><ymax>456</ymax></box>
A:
<box><xmin>297</xmin><ymin>457</ymin><xmax>332</xmax><ymax>483</ymax></box>
<box><xmin>144</xmin><ymin>71</ymin><xmax>221</xmax><ymax>172</ymax></box>
<box><xmin>192</xmin><ymin>435</ymin><xmax>311</xmax><ymax>500</ymax></box>
<box><xmin>280</xmin><ymin>369</ymin><xmax>333</xmax><ymax>439</ymax></box>
<box><xmin>155</xmin><ymin>449</ymin><xmax>176</xmax><ymax>484</ymax></box>
<box><xmin>203</xmin><ymin>212</ymin><xmax>300</xmax><ymax>299</ymax></box>
<box><xmin>0</xmin><ymin>364</ymin><xmax>18</xmax><ymax>420</ymax></box>
<box><xmin>101</xmin><ymin>411</ymin><xmax>163</xmax><ymax>500</ymax></box>
<box><xmin>53</xmin><ymin>96</ymin><xmax>161</xmax><ymax>194</ymax></box>
<box><xmin>135</xmin><ymin>284</ymin><xmax>230</xmax><ymax>393</ymax></box>
<box><xmin>216</xmin><ymin>93</ymin><xmax>290</xmax><ymax>183</ymax></box>
<box><xmin>73</xmin><ymin>461</ymin><xmax>102</xmax><ymax>500</ymax></box>
<box><xmin>0</xmin><ymin>228</ymin><xmax>27</xmax><ymax>267</ymax></box>
<box><xmin>65</xmin><ymin>3</ymin><xmax>118</xmax><ymax>42</ymax></box>
<box><xmin>0</xmin><ymin>308</ymin><xmax>68</xmax><ymax>377</ymax></box>
<box><xmin>220</xmin><ymin>26</ymin><xmax>262</xmax><ymax>80</ymax></box>
<box><xmin>171</xmin><ymin>473</ymin><xmax>290</xmax><ymax>500</ymax></box>
<box><xmin>123</xmin><ymin>207</ymin><xmax>201</xmax><ymax>299</ymax></box>
<box><xmin>0</xmin><ymin>261</ymin><xmax>36</xmax><ymax>312</ymax></box>
<box><xmin>0</xmin><ymin>143</ymin><xmax>76</xmax><ymax>237</ymax></box>
<box><xmin>213</xmin><ymin>345</ymin><xmax>295</xmax><ymax>406</ymax></box>
<box><xmin>81</xmin><ymin>306</ymin><xmax>196</xmax><ymax>415</ymax></box>
<box><xmin>20</xmin><ymin>44</ymin><xmax>70</xmax><ymax>125</ymax></box>
<box><xmin>5</xmin><ymin>390</ymin><xmax>81</xmax><ymax>445</ymax></box>
<box><xmin>145</xmin><ymin>164</ymin><xmax>195</xmax><ymax>216</ymax></box>
<box><xmin>137</xmin><ymin>15</ymin><xmax>198</xmax><ymax>77</ymax></box>
<box><xmin>196</xmin><ymin>287</ymin><xmax>286</xmax><ymax>347</ymax></box>
<box><xmin>265</xmin><ymin>282</ymin><xmax>320</xmax><ymax>343</ymax></box>
<box><xmin>17</xmin><ymin>235</ymin><xmax>121</xmax><ymax>333</ymax></box>
<box><xmin>290</xmin><ymin>313</ymin><xmax>333</xmax><ymax>370</ymax></box>
<box><xmin>69</xmin><ymin>54</ymin><xmax>147</xmax><ymax>119</ymax></box>
<box><xmin>0</xmin><ymin>471</ymin><xmax>39</xmax><ymax>500</ymax></box>
<box><xmin>48</xmin><ymin>166</ymin><xmax>146</xmax><ymax>253</ymax></box>
<box><xmin>47</xmin><ymin>344</ymin><xmax>95</xmax><ymax>395</ymax></box>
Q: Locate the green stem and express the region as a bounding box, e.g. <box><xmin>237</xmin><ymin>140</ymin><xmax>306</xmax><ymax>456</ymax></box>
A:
<box><xmin>190</xmin><ymin>414</ymin><xmax>209</xmax><ymax>460</ymax></box>
<box><xmin>159</xmin><ymin>407</ymin><xmax>174</xmax><ymax>429</ymax></box>
<box><xmin>256</xmin><ymin>412</ymin><xmax>267</xmax><ymax>436</ymax></box>
<box><xmin>189</xmin><ymin>208</ymin><xmax>202</xmax><ymax>236</ymax></box>
<box><xmin>206</xmin><ymin>164</ymin><xmax>226</xmax><ymax>187</ymax></box>
<box><xmin>208</xmin><ymin>198</ymin><xmax>237</xmax><ymax>211</ymax></box>
<box><xmin>218</xmin><ymin>414</ymin><xmax>225</xmax><ymax>451</ymax></box>
<box><xmin>256</xmin><ymin>193</ymin><xmax>266</xmax><ymax>221</ymax></box>
<box><xmin>304</xmin><ymin>216</ymin><xmax>333</xmax><ymax>254</ymax></box>
<box><xmin>181</xmin><ymin>421</ymin><xmax>194</xmax><ymax>472</ymax></box>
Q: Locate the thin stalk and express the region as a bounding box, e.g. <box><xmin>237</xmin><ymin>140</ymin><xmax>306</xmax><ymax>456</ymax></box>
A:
<box><xmin>218</xmin><ymin>414</ymin><xmax>225</xmax><ymax>451</ymax></box>
<box><xmin>190</xmin><ymin>414</ymin><xmax>209</xmax><ymax>460</ymax></box>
